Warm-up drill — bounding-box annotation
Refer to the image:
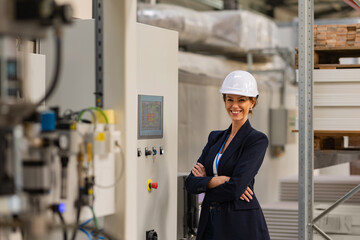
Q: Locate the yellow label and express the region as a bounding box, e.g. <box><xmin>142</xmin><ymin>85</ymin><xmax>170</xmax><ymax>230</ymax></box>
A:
<box><xmin>95</xmin><ymin>132</ymin><xmax>105</xmax><ymax>141</ymax></box>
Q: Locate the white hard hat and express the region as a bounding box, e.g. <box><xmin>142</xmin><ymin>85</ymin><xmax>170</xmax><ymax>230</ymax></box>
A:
<box><xmin>219</xmin><ymin>70</ymin><xmax>259</xmax><ymax>97</ymax></box>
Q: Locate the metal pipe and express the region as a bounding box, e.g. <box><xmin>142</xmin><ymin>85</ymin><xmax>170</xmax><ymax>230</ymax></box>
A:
<box><xmin>313</xmin><ymin>184</ymin><xmax>360</xmax><ymax>223</ymax></box>
<box><xmin>280</xmin><ymin>71</ymin><xmax>285</xmax><ymax>107</ymax></box>
<box><xmin>247</xmin><ymin>53</ymin><xmax>253</xmax><ymax>72</ymax></box>
<box><xmin>298</xmin><ymin>0</ymin><xmax>314</xmax><ymax>239</ymax></box>
<box><xmin>13</xmin><ymin>125</ymin><xmax>23</xmax><ymax>192</ymax></box>
<box><xmin>0</xmin><ymin>37</ymin><xmax>7</xmax><ymax>103</ymax></box>
<box><xmin>312</xmin><ymin>224</ymin><xmax>332</xmax><ymax>240</ymax></box>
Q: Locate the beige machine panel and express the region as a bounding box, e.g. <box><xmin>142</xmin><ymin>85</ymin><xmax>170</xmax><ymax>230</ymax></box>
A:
<box><xmin>136</xmin><ymin>23</ymin><xmax>178</xmax><ymax>240</ymax></box>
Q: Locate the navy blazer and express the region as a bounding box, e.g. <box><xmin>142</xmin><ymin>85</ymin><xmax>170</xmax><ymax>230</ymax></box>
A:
<box><xmin>185</xmin><ymin>120</ymin><xmax>270</xmax><ymax>240</ymax></box>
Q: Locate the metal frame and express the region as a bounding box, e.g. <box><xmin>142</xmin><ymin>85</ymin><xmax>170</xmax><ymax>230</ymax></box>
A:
<box><xmin>298</xmin><ymin>0</ymin><xmax>314</xmax><ymax>239</ymax></box>
<box><xmin>298</xmin><ymin>1</ymin><xmax>360</xmax><ymax>239</ymax></box>
<box><xmin>93</xmin><ymin>0</ymin><xmax>104</xmax><ymax>108</ymax></box>
<box><xmin>312</xmin><ymin>184</ymin><xmax>360</xmax><ymax>239</ymax></box>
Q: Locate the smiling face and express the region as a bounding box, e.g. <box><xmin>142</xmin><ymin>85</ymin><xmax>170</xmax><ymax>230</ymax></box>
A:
<box><xmin>224</xmin><ymin>94</ymin><xmax>256</xmax><ymax>126</ymax></box>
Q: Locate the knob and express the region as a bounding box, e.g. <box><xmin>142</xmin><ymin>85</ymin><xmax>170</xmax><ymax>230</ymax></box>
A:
<box><xmin>147</xmin><ymin>179</ymin><xmax>158</xmax><ymax>192</ymax></box>
<box><xmin>159</xmin><ymin>146</ymin><xmax>165</xmax><ymax>155</ymax></box>
<box><xmin>152</xmin><ymin>147</ymin><xmax>157</xmax><ymax>155</ymax></box>
<box><xmin>150</xmin><ymin>182</ymin><xmax>158</xmax><ymax>189</ymax></box>
<box><xmin>145</xmin><ymin>147</ymin><xmax>152</xmax><ymax>156</ymax></box>
<box><xmin>137</xmin><ymin>148</ymin><xmax>142</xmax><ymax>157</ymax></box>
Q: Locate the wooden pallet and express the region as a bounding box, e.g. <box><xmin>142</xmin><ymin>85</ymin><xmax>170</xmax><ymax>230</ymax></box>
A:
<box><xmin>315</xmin><ymin>131</ymin><xmax>360</xmax><ymax>150</ymax></box>
<box><xmin>293</xmin><ymin>130</ymin><xmax>360</xmax><ymax>150</ymax></box>
<box><xmin>295</xmin><ymin>46</ymin><xmax>360</xmax><ymax>69</ymax></box>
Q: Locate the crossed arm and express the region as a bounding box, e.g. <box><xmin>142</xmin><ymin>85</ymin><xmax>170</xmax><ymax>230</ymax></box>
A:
<box><xmin>192</xmin><ymin>162</ymin><xmax>253</xmax><ymax>202</ymax></box>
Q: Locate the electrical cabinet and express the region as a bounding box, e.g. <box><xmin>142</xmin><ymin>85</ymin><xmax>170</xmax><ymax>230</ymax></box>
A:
<box><xmin>136</xmin><ymin>23</ymin><xmax>178</xmax><ymax>240</ymax></box>
<box><xmin>270</xmin><ymin>108</ymin><xmax>297</xmax><ymax>146</ymax></box>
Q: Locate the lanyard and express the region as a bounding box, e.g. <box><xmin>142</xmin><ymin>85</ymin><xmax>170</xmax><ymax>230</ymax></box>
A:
<box><xmin>215</xmin><ymin>135</ymin><xmax>229</xmax><ymax>174</ymax></box>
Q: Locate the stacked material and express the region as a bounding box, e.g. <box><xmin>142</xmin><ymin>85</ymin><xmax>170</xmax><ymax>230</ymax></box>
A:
<box><xmin>313</xmin><ymin>69</ymin><xmax>360</xmax><ymax>130</ymax></box>
<box><xmin>279</xmin><ymin>175</ymin><xmax>360</xmax><ymax>203</ymax></box>
<box><xmin>262</xmin><ymin>201</ymin><xmax>298</xmax><ymax>240</ymax></box>
<box><xmin>262</xmin><ymin>201</ymin><xmax>360</xmax><ymax>240</ymax></box>
<box><xmin>314</xmin><ymin>24</ymin><xmax>360</xmax><ymax>47</ymax></box>
<box><xmin>137</xmin><ymin>3</ymin><xmax>278</xmax><ymax>51</ymax></box>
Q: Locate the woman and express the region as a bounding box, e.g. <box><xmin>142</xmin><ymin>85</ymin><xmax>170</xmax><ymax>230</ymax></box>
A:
<box><xmin>185</xmin><ymin>70</ymin><xmax>270</xmax><ymax>240</ymax></box>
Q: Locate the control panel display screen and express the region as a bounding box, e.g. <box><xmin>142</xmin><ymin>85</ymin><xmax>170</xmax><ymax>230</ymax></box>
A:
<box><xmin>138</xmin><ymin>95</ymin><xmax>163</xmax><ymax>139</ymax></box>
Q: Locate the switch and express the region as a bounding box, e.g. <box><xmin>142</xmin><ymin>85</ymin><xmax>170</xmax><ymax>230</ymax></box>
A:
<box><xmin>147</xmin><ymin>179</ymin><xmax>158</xmax><ymax>192</ymax></box>
<box><xmin>152</xmin><ymin>147</ymin><xmax>157</xmax><ymax>155</ymax></box>
<box><xmin>137</xmin><ymin>148</ymin><xmax>142</xmax><ymax>157</ymax></box>
<box><xmin>159</xmin><ymin>146</ymin><xmax>165</xmax><ymax>155</ymax></box>
<box><xmin>145</xmin><ymin>147</ymin><xmax>152</xmax><ymax>156</ymax></box>
<box><xmin>151</xmin><ymin>182</ymin><xmax>158</xmax><ymax>189</ymax></box>
<box><xmin>146</xmin><ymin>230</ymin><xmax>158</xmax><ymax>240</ymax></box>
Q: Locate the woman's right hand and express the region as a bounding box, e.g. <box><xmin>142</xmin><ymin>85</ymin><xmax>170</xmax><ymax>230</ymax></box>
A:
<box><xmin>240</xmin><ymin>187</ymin><xmax>253</xmax><ymax>202</ymax></box>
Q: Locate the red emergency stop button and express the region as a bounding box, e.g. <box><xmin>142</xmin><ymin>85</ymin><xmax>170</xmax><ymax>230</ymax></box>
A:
<box><xmin>147</xmin><ymin>179</ymin><xmax>158</xmax><ymax>192</ymax></box>
<box><xmin>151</xmin><ymin>182</ymin><xmax>158</xmax><ymax>189</ymax></box>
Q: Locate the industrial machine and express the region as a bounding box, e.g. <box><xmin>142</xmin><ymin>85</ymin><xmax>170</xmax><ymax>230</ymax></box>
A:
<box><xmin>0</xmin><ymin>1</ymin><xmax>179</xmax><ymax>239</ymax></box>
<box><xmin>0</xmin><ymin>1</ymin><xmax>118</xmax><ymax>239</ymax></box>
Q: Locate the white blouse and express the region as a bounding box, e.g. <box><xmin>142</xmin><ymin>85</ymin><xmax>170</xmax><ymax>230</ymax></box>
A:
<box><xmin>213</xmin><ymin>153</ymin><xmax>223</xmax><ymax>176</ymax></box>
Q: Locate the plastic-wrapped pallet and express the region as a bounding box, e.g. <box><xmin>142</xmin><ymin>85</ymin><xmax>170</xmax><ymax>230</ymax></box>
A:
<box><xmin>178</xmin><ymin>51</ymin><xmax>277</xmax><ymax>79</ymax></box>
<box><xmin>262</xmin><ymin>201</ymin><xmax>360</xmax><ymax>240</ymax></box>
<box><xmin>137</xmin><ymin>3</ymin><xmax>278</xmax><ymax>51</ymax></box>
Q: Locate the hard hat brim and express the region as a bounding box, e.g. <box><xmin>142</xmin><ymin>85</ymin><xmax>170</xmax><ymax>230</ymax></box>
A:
<box><xmin>219</xmin><ymin>88</ymin><xmax>259</xmax><ymax>97</ymax></box>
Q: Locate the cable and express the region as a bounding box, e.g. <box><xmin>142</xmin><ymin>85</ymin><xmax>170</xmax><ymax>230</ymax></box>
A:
<box><xmin>78</xmin><ymin>228</ymin><xmax>92</xmax><ymax>240</ymax></box>
<box><xmin>49</xmin><ymin>204</ymin><xmax>68</xmax><ymax>240</ymax></box>
<box><xmin>80</xmin><ymin>217</ymin><xmax>104</xmax><ymax>240</ymax></box>
<box><xmin>89</xmin><ymin>206</ymin><xmax>100</xmax><ymax>239</ymax></box>
<box><xmin>90</xmin><ymin>206</ymin><xmax>99</xmax><ymax>230</ymax></box>
<box><xmin>77</xmin><ymin>109</ymin><xmax>97</xmax><ymax>124</ymax></box>
<box><xmin>77</xmin><ymin>109</ymin><xmax>97</xmax><ymax>132</ymax></box>
<box><xmin>51</xmin><ymin>224</ymin><xmax>117</xmax><ymax>240</ymax></box>
<box><xmin>80</xmin><ymin>218</ymin><xmax>105</xmax><ymax>240</ymax></box>
<box><xmin>92</xmin><ymin>231</ymin><xmax>105</xmax><ymax>240</ymax></box>
<box><xmin>35</xmin><ymin>27</ymin><xmax>63</xmax><ymax>108</ymax></box>
<box><xmin>70</xmin><ymin>201</ymin><xmax>82</xmax><ymax>240</ymax></box>
<box><xmin>78</xmin><ymin>107</ymin><xmax>109</xmax><ymax>124</ymax></box>
<box><xmin>80</xmin><ymin>218</ymin><xmax>93</xmax><ymax>227</ymax></box>
<box><xmin>56</xmin><ymin>211</ymin><xmax>68</xmax><ymax>240</ymax></box>
<box><xmin>95</xmin><ymin>143</ymin><xmax>124</xmax><ymax>189</ymax></box>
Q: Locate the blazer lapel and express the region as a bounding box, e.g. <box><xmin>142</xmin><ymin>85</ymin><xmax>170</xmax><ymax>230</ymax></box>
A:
<box><xmin>205</xmin><ymin>130</ymin><xmax>229</xmax><ymax>175</ymax></box>
<box><xmin>217</xmin><ymin>120</ymin><xmax>253</xmax><ymax>174</ymax></box>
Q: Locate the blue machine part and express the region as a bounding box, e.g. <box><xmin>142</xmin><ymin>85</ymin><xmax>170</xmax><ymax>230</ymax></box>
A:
<box><xmin>41</xmin><ymin>111</ymin><xmax>56</xmax><ymax>132</ymax></box>
<box><xmin>58</xmin><ymin>202</ymin><xmax>66</xmax><ymax>213</ymax></box>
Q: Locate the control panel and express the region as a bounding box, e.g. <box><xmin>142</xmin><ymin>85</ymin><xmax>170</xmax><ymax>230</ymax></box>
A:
<box><xmin>136</xmin><ymin>24</ymin><xmax>178</xmax><ymax>240</ymax></box>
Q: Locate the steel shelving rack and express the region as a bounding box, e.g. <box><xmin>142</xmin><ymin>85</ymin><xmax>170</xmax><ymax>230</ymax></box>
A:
<box><xmin>298</xmin><ymin>1</ymin><xmax>360</xmax><ymax>240</ymax></box>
